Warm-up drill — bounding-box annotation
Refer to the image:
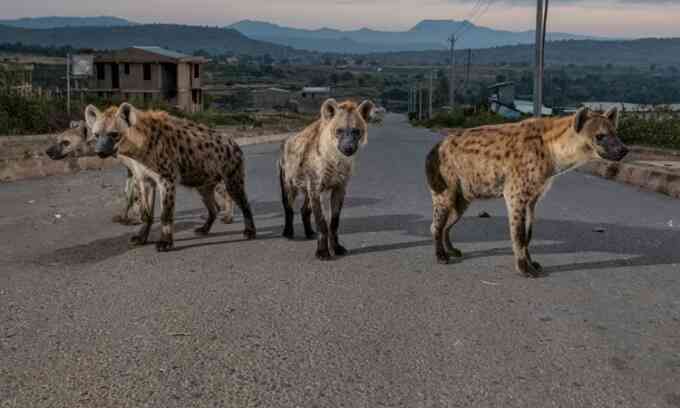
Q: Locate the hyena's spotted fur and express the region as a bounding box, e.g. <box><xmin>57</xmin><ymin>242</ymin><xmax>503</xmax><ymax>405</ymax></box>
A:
<box><xmin>279</xmin><ymin>98</ymin><xmax>374</xmax><ymax>260</ymax></box>
<box><xmin>426</xmin><ymin>107</ymin><xmax>628</xmax><ymax>277</ymax></box>
<box><xmin>86</xmin><ymin>103</ymin><xmax>254</xmax><ymax>251</ymax></box>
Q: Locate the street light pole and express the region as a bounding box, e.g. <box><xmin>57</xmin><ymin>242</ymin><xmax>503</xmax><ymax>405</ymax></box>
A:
<box><xmin>533</xmin><ymin>0</ymin><xmax>544</xmax><ymax>117</ymax></box>
<box><xmin>449</xmin><ymin>35</ymin><xmax>456</xmax><ymax>109</ymax></box>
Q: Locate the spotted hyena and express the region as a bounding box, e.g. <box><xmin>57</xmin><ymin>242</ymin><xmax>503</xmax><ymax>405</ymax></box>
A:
<box><xmin>46</xmin><ymin>120</ymin><xmax>235</xmax><ymax>226</ymax></box>
<box><xmin>279</xmin><ymin>98</ymin><xmax>374</xmax><ymax>260</ymax></box>
<box><xmin>426</xmin><ymin>107</ymin><xmax>628</xmax><ymax>277</ymax></box>
<box><xmin>85</xmin><ymin>103</ymin><xmax>254</xmax><ymax>251</ymax></box>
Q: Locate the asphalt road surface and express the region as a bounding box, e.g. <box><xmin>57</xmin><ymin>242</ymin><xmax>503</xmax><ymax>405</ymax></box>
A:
<box><xmin>1</xmin><ymin>114</ymin><xmax>679</xmax><ymax>407</ymax></box>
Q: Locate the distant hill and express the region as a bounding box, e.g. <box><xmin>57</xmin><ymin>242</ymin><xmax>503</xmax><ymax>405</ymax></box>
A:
<box><xmin>367</xmin><ymin>38</ymin><xmax>680</xmax><ymax>67</ymax></box>
<box><xmin>229</xmin><ymin>19</ymin><xmax>601</xmax><ymax>53</ymax></box>
<box><xmin>0</xmin><ymin>24</ymin><xmax>305</xmax><ymax>57</ymax></box>
<box><xmin>0</xmin><ymin>16</ymin><xmax>135</xmax><ymax>29</ymax></box>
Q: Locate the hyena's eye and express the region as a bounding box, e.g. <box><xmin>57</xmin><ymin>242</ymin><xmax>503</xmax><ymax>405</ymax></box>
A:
<box><xmin>595</xmin><ymin>133</ymin><xmax>607</xmax><ymax>142</ymax></box>
<box><xmin>350</xmin><ymin>128</ymin><xmax>361</xmax><ymax>138</ymax></box>
<box><xmin>60</xmin><ymin>140</ymin><xmax>71</xmax><ymax>147</ymax></box>
<box><xmin>107</xmin><ymin>132</ymin><xmax>121</xmax><ymax>140</ymax></box>
<box><xmin>335</xmin><ymin>128</ymin><xmax>345</xmax><ymax>137</ymax></box>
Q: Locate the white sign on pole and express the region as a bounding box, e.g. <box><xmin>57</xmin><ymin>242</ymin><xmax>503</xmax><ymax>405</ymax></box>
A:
<box><xmin>71</xmin><ymin>54</ymin><xmax>94</xmax><ymax>77</ymax></box>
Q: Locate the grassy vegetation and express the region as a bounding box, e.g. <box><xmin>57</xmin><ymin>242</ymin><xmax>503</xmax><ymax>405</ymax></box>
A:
<box><xmin>618</xmin><ymin>110</ymin><xmax>680</xmax><ymax>150</ymax></box>
<box><xmin>412</xmin><ymin>108</ymin><xmax>518</xmax><ymax>130</ymax></box>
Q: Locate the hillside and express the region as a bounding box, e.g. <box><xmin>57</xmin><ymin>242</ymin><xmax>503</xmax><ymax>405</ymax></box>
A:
<box><xmin>367</xmin><ymin>38</ymin><xmax>680</xmax><ymax>67</ymax></box>
<box><xmin>0</xmin><ymin>16</ymin><xmax>135</xmax><ymax>29</ymax></box>
<box><xmin>0</xmin><ymin>24</ymin><xmax>306</xmax><ymax>57</ymax></box>
<box><xmin>229</xmin><ymin>19</ymin><xmax>600</xmax><ymax>53</ymax></box>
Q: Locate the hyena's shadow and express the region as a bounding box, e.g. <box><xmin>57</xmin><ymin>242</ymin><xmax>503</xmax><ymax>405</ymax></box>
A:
<box><xmin>337</xmin><ymin>213</ymin><xmax>680</xmax><ymax>274</ymax></box>
<box><xmin>34</xmin><ymin>221</ymin><xmax>202</xmax><ymax>266</ymax></box>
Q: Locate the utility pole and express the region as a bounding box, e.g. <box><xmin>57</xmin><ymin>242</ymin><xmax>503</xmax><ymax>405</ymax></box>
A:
<box><xmin>418</xmin><ymin>83</ymin><xmax>423</xmax><ymax>121</ymax></box>
<box><xmin>66</xmin><ymin>53</ymin><xmax>71</xmax><ymax>116</ymax></box>
<box><xmin>448</xmin><ymin>35</ymin><xmax>456</xmax><ymax>109</ymax></box>
<box><xmin>465</xmin><ymin>49</ymin><xmax>472</xmax><ymax>91</ymax></box>
<box><xmin>533</xmin><ymin>0</ymin><xmax>549</xmax><ymax>117</ymax></box>
<box><xmin>428</xmin><ymin>71</ymin><xmax>434</xmax><ymax>119</ymax></box>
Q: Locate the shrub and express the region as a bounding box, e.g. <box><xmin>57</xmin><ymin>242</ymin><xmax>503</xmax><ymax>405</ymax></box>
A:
<box><xmin>618</xmin><ymin>109</ymin><xmax>680</xmax><ymax>150</ymax></box>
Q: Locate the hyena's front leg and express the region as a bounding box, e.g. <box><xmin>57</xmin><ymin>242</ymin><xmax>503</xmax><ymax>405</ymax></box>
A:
<box><xmin>113</xmin><ymin>169</ymin><xmax>141</xmax><ymax>225</ymax></box>
<box><xmin>505</xmin><ymin>194</ymin><xmax>542</xmax><ymax>278</ymax></box>
<box><xmin>301</xmin><ymin>192</ymin><xmax>316</xmax><ymax>239</ymax></box>
<box><xmin>130</xmin><ymin>179</ymin><xmax>156</xmax><ymax>246</ymax></box>
<box><xmin>279</xmin><ymin>164</ymin><xmax>297</xmax><ymax>239</ymax></box>
<box><xmin>156</xmin><ymin>177</ymin><xmax>176</xmax><ymax>252</ymax></box>
<box><xmin>310</xmin><ymin>190</ymin><xmax>331</xmax><ymax>260</ymax></box>
<box><xmin>329</xmin><ymin>186</ymin><xmax>347</xmax><ymax>256</ymax></box>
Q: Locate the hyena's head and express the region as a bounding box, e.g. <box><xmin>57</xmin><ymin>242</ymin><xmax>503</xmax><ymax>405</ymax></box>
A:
<box><xmin>45</xmin><ymin>121</ymin><xmax>92</xmax><ymax>160</ymax></box>
<box><xmin>573</xmin><ymin>106</ymin><xmax>628</xmax><ymax>162</ymax></box>
<box><xmin>85</xmin><ymin>103</ymin><xmax>137</xmax><ymax>159</ymax></box>
<box><xmin>320</xmin><ymin>98</ymin><xmax>375</xmax><ymax>158</ymax></box>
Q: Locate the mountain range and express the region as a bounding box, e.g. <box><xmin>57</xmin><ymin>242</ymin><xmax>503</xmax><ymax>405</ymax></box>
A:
<box><xmin>228</xmin><ymin>19</ymin><xmax>601</xmax><ymax>53</ymax></box>
<box><xmin>0</xmin><ymin>16</ymin><xmax>135</xmax><ymax>29</ymax></box>
<box><xmin>0</xmin><ymin>24</ymin><xmax>304</xmax><ymax>57</ymax></box>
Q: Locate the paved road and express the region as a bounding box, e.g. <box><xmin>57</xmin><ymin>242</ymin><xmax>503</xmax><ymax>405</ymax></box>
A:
<box><xmin>1</xmin><ymin>114</ymin><xmax>679</xmax><ymax>407</ymax></box>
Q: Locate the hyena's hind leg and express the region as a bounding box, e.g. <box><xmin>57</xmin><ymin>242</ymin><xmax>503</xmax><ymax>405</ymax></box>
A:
<box><xmin>442</xmin><ymin>188</ymin><xmax>469</xmax><ymax>258</ymax></box>
<box><xmin>112</xmin><ymin>169</ymin><xmax>142</xmax><ymax>225</ymax></box>
<box><xmin>214</xmin><ymin>184</ymin><xmax>234</xmax><ymax>224</ymax></box>
<box><xmin>195</xmin><ymin>184</ymin><xmax>219</xmax><ymax>235</ymax></box>
<box><xmin>524</xmin><ymin>196</ymin><xmax>542</xmax><ymax>272</ymax></box>
<box><xmin>431</xmin><ymin>191</ymin><xmax>452</xmax><ymax>264</ymax></box>
<box><xmin>301</xmin><ymin>192</ymin><xmax>316</xmax><ymax>239</ymax></box>
<box><xmin>280</xmin><ymin>162</ymin><xmax>298</xmax><ymax>239</ymax></box>
<box><xmin>225</xmin><ymin>162</ymin><xmax>256</xmax><ymax>240</ymax></box>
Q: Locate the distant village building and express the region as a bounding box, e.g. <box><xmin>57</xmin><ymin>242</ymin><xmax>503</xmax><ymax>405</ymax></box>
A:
<box><xmin>301</xmin><ymin>87</ymin><xmax>331</xmax><ymax>100</ymax></box>
<box><xmin>0</xmin><ymin>61</ymin><xmax>34</xmax><ymax>96</ymax></box>
<box><xmin>488</xmin><ymin>81</ymin><xmax>552</xmax><ymax>118</ymax></box>
<box><xmin>251</xmin><ymin>87</ymin><xmax>291</xmax><ymax>111</ymax></box>
<box><xmin>87</xmin><ymin>46</ymin><xmax>208</xmax><ymax>112</ymax></box>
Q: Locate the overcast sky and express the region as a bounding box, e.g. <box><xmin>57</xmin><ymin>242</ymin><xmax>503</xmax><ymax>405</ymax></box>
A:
<box><xmin>1</xmin><ymin>0</ymin><xmax>678</xmax><ymax>38</ymax></box>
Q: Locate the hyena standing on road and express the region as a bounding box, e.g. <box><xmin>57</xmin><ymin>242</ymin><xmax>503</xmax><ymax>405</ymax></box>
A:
<box><xmin>426</xmin><ymin>107</ymin><xmax>628</xmax><ymax>277</ymax></box>
<box><xmin>46</xmin><ymin>120</ymin><xmax>143</xmax><ymax>225</ymax></box>
<box><xmin>86</xmin><ymin>103</ymin><xmax>255</xmax><ymax>251</ymax></box>
<box><xmin>279</xmin><ymin>98</ymin><xmax>374</xmax><ymax>260</ymax></box>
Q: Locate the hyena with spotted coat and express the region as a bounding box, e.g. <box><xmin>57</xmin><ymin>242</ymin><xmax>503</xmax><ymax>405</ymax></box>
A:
<box><xmin>426</xmin><ymin>107</ymin><xmax>628</xmax><ymax>277</ymax></box>
<box><xmin>279</xmin><ymin>98</ymin><xmax>374</xmax><ymax>260</ymax></box>
<box><xmin>86</xmin><ymin>103</ymin><xmax>254</xmax><ymax>251</ymax></box>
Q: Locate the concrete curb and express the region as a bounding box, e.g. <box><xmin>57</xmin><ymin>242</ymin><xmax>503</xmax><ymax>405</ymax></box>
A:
<box><xmin>579</xmin><ymin>160</ymin><xmax>680</xmax><ymax>199</ymax></box>
<box><xmin>0</xmin><ymin>133</ymin><xmax>293</xmax><ymax>183</ymax></box>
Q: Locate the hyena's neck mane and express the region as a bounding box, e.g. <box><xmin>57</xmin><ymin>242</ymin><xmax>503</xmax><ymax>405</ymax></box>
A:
<box><xmin>120</xmin><ymin>110</ymin><xmax>171</xmax><ymax>159</ymax></box>
<box><xmin>539</xmin><ymin>115</ymin><xmax>591</xmax><ymax>175</ymax></box>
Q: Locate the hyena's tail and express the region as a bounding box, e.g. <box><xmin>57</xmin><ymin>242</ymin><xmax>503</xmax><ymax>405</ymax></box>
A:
<box><xmin>425</xmin><ymin>141</ymin><xmax>447</xmax><ymax>194</ymax></box>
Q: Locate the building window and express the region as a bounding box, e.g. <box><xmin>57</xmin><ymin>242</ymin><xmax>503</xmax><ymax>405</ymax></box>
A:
<box><xmin>143</xmin><ymin>63</ymin><xmax>151</xmax><ymax>81</ymax></box>
<box><xmin>96</xmin><ymin>63</ymin><xmax>105</xmax><ymax>80</ymax></box>
<box><xmin>192</xmin><ymin>89</ymin><xmax>199</xmax><ymax>104</ymax></box>
<box><xmin>194</xmin><ymin>64</ymin><xmax>200</xmax><ymax>79</ymax></box>
<box><xmin>124</xmin><ymin>63</ymin><xmax>130</xmax><ymax>75</ymax></box>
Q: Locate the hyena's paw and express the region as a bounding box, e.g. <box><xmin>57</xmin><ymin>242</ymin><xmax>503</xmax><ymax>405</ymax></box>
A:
<box><xmin>113</xmin><ymin>215</ymin><xmax>141</xmax><ymax>226</ymax></box>
<box><xmin>155</xmin><ymin>239</ymin><xmax>174</xmax><ymax>252</ymax></box>
<box><xmin>333</xmin><ymin>244</ymin><xmax>348</xmax><ymax>257</ymax></box>
<box><xmin>516</xmin><ymin>258</ymin><xmax>544</xmax><ymax>278</ymax></box>
<box><xmin>448</xmin><ymin>247</ymin><xmax>463</xmax><ymax>258</ymax></box>
<box><xmin>243</xmin><ymin>228</ymin><xmax>256</xmax><ymax>240</ymax></box>
<box><xmin>221</xmin><ymin>215</ymin><xmax>234</xmax><ymax>225</ymax></box>
<box><xmin>129</xmin><ymin>235</ymin><xmax>147</xmax><ymax>247</ymax></box>
<box><xmin>316</xmin><ymin>248</ymin><xmax>333</xmax><ymax>261</ymax></box>
<box><xmin>436</xmin><ymin>250</ymin><xmax>451</xmax><ymax>265</ymax></box>
<box><xmin>194</xmin><ymin>225</ymin><xmax>211</xmax><ymax>236</ymax></box>
<box><xmin>282</xmin><ymin>227</ymin><xmax>294</xmax><ymax>240</ymax></box>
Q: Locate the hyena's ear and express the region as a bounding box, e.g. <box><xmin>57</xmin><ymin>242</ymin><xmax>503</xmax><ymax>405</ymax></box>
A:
<box><xmin>573</xmin><ymin>107</ymin><xmax>589</xmax><ymax>133</ymax></box>
<box><xmin>84</xmin><ymin>105</ymin><xmax>100</xmax><ymax>129</ymax></box>
<box><xmin>321</xmin><ymin>98</ymin><xmax>338</xmax><ymax>121</ymax></box>
<box><xmin>116</xmin><ymin>102</ymin><xmax>137</xmax><ymax>128</ymax></box>
<box><xmin>358</xmin><ymin>100</ymin><xmax>375</xmax><ymax>123</ymax></box>
<box><xmin>604</xmin><ymin>106</ymin><xmax>620</xmax><ymax>128</ymax></box>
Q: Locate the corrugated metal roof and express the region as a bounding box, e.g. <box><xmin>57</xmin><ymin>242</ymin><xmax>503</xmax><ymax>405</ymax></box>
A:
<box><xmin>302</xmin><ymin>87</ymin><xmax>331</xmax><ymax>93</ymax></box>
<box><xmin>133</xmin><ymin>46</ymin><xmax>193</xmax><ymax>60</ymax></box>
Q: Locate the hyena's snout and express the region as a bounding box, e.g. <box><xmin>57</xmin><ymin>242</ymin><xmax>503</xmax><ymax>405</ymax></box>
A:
<box><xmin>95</xmin><ymin>135</ymin><xmax>117</xmax><ymax>158</ymax></box>
<box><xmin>45</xmin><ymin>144</ymin><xmax>64</xmax><ymax>160</ymax></box>
<box><xmin>598</xmin><ymin>136</ymin><xmax>629</xmax><ymax>162</ymax></box>
<box><xmin>337</xmin><ymin>131</ymin><xmax>361</xmax><ymax>157</ymax></box>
